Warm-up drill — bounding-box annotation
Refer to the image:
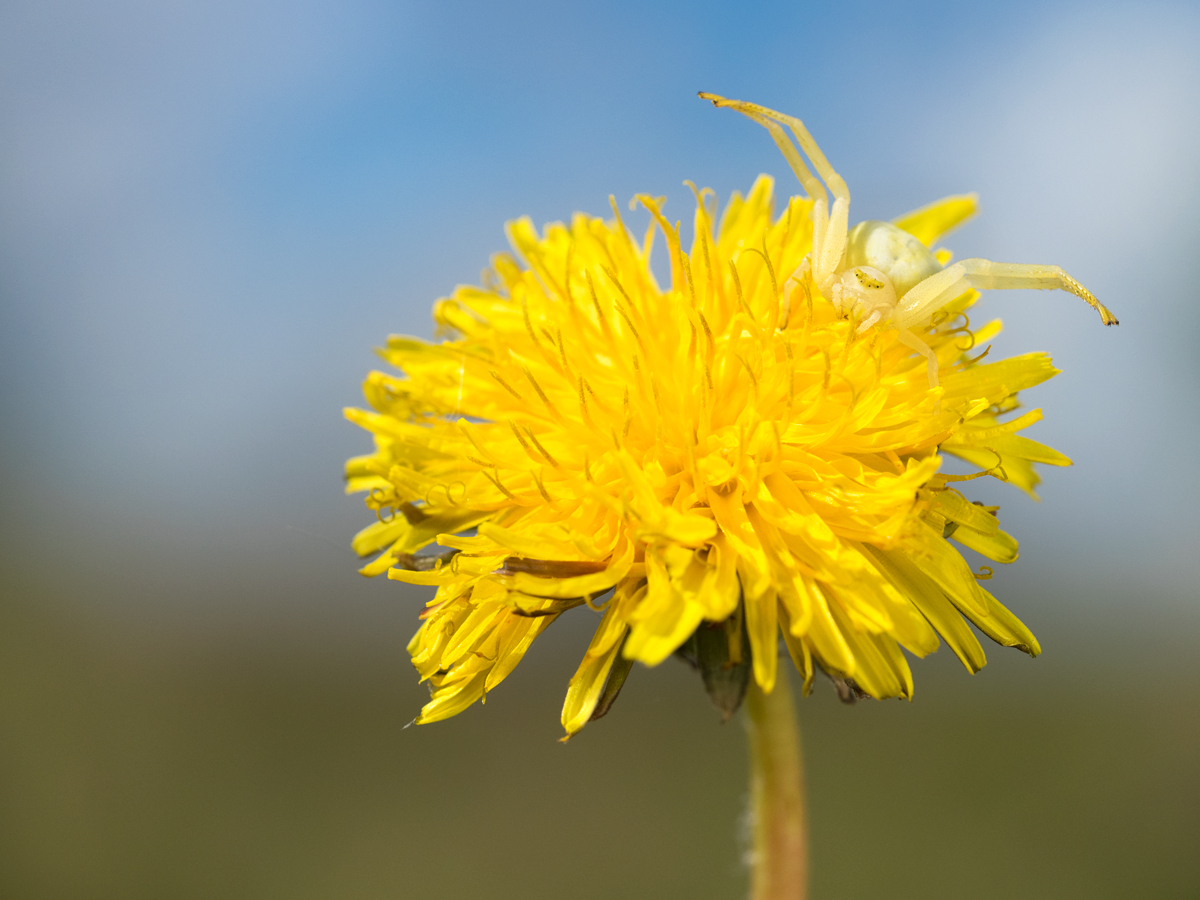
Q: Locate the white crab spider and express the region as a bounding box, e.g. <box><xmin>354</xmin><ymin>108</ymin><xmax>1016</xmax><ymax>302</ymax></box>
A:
<box><xmin>699</xmin><ymin>93</ymin><xmax>1118</xmax><ymax>390</ymax></box>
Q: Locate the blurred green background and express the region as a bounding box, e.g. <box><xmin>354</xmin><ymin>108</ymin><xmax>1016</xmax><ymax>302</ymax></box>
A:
<box><xmin>3</xmin><ymin>573</ymin><xmax>1197</xmax><ymax>899</ymax></box>
<box><xmin>2</xmin><ymin>0</ymin><xmax>1198</xmax><ymax>897</ymax></box>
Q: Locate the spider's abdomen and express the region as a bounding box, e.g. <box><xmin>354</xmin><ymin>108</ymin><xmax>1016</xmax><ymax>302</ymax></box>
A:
<box><xmin>844</xmin><ymin>221</ymin><xmax>942</xmax><ymax>298</ymax></box>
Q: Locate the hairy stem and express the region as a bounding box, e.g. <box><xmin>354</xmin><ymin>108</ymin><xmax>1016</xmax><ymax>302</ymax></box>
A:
<box><xmin>745</xmin><ymin>674</ymin><xmax>807</xmax><ymax>900</ymax></box>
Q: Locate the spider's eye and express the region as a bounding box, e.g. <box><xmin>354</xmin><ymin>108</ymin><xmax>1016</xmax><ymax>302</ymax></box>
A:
<box><xmin>853</xmin><ymin>269</ymin><xmax>886</xmax><ymax>290</ymax></box>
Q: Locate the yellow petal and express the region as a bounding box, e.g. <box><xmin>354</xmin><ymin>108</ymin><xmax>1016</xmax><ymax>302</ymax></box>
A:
<box><xmin>952</xmin><ymin>526</ymin><xmax>1019</xmax><ymax>564</ymax></box>
<box><xmin>561</xmin><ymin>618</ymin><xmax>629</xmax><ymax>734</ymax></box>
<box><xmin>965</xmin><ymin>588</ymin><xmax>1041</xmax><ymax>657</ymax></box>
<box><xmin>907</xmin><ymin>520</ymin><xmax>989</xmax><ymax>618</ymax></box>
<box><xmin>866</xmin><ymin>545</ymin><xmax>986</xmax><ymax>673</ymax></box>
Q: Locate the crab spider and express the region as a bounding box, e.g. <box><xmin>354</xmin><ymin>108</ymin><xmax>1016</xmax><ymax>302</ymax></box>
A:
<box><xmin>699</xmin><ymin>93</ymin><xmax>1118</xmax><ymax>390</ymax></box>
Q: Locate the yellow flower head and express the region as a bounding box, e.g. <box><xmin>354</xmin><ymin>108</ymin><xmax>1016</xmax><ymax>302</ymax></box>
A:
<box><xmin>345</xmin><ymin>95</ymin><xmax>1117</xmax><ymax>736</ymax></box>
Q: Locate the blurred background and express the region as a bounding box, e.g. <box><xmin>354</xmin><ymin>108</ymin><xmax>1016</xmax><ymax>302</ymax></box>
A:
<box><xmin>2</xmin><ymin>0</ymin><xmax>1198</xmax><ymax>897</ymax></box>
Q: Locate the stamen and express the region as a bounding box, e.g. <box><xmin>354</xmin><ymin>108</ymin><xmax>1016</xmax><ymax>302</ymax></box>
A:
<box><xmin>636</xmin><ymin>194</ymin><xmax>686</xmax><ymax>290</ymax></box>
<box><xmin>584</xmin><ymin>592</ymin><xmax>611</xmax><ymax>612</ymax></box>
<box><xmin>577</xmin><ymin>376</ymin><xmax>612</xmax><ymax>418</ymax></box>
<box><xmin>472</xmin><ymin>644</ymin><xmax>499</xmax><ymax>663</ymax></box>
<box><xmin>532</xmin><ymin>469</ymin><xmax>553</xmax><ymax>502</ymax></box>
<box><xmin>698</xmin><ymin>213</ymin><xmax>717</xmax><ymax>307</ymax></box>
<box><xmin>555</xmin><ymin>328</ymin><xmax>570</xmax><ymax>370</ymax></box>
<box><xmin>842</xmin><ymin>316</ymin><xmax>858</xmax><ymax>353</ymax></box>
<box><xmin>682</xmin><ymin>254</ymin><xmax>700</xmax><ymax>311</ymax></box>
<box><xmin>963</xmin><ymin>344</ymin><xmax>992</xmax><ymax>365</ymax></box>
<box><xmin>734</xmin><ymin>351</ymin><xmax>758</xmax><ymax>391</ymax></box>
<box><xmin>750</xmin><ymin>239</ymin><xmax>779</xmax><ymax>305</ymax></box>
<box><xmin>577</xmin><ymin>377</ymin><xmax>594</xmax><ymax>426</ymax></box>
<box><xmin>508</xmin><ymin>420</ymin><xmax>537</xmax><ymax>460</ymax></box>
<box><xmin>524</xmin><ymin>426</ymin><xmax>560</xmax><ymax>468</ymax></box>
<box><xmin>640</xmin><ymin>216</ymin><xmax>656</xmax><ymax>268</ymax></box>
<box><xmin>586</xmin><ymin>271</ymin><xmax>613</xmax><ymax>338</ymax></box>
<box><xmin>730</xmin><ymin>259</ymin><xmax>750</xmax><ymax>318</ymax></box>
<box><xmin>511</xmin><ymin>607</ymin><xmax>569</xmax><ymax>618</ymax></box>
<box><xmin>613</xmin><ymin>303</ymin><xmax>643</xmax><ymax>347</ymax></box>
<box><xmin>598</xmin><ymin>263</ymin><xmax>639</xmax><ymax>315</ymax></box>
<box><xmin>940</xmin><ymin>470</ymin><xmax>991</xmax><ymax>484</ymax></box>
<box><xmin>490</xmin><ymin>369</ymin><xmax>524</xmax><ymax>401</ymax></box>
<box><xmin>941</xmin><ymin>447</ymin><xmax>1008</xmax><ymax>484</ymax></box>
<box><xmin>424</xmin><ymin>482</ymin><xmax>464</xmax><ymax>508</ymax></box>
<box><xmin>522</xmin><ymin>366</ymin><xmax>559</xmax><ymax>416</ymax></box>
<box><xmin>697</xmin><ymin>310</ymin><xmax>715</xmax><ymax>354</ymax></box>
<box><xmin>459</xmin><ymin>421</ymin><xmax>500</xmax><ymax>465</ymax></box>
<box><xmin>799</xmin><ymin>270</ymin><xmax>813</xmax><ymax>323</ymax></box>
<box><xmin>482</xmin><ymin>468</ymin><xmax>519</xmax><ymax>502</ymax></box>
<box><xmin>522</xmin><ymin>297</ymin><xmax>544</xmax><ymax>351</ymax></box>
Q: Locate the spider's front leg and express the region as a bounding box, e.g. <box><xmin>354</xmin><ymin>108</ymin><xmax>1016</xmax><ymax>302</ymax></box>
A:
<box><xmin>895</xmin><ymin>327</ymin><xmax>943</xmax><ymax>414</ymax></box>
<box><xmin>892</xmin><ymin>259</ymin><xmax>1119</xmax><ymax>331</ymax></box>
<box><xmin>896</xmin><ymin>328</ymin><xmax>940</xmax><ymax>389</ymax></box>
<box><xmin>768</xmin><ymin>111</ymin><xmax>854</xmax><ymax>292</ymax></box>
<box><xmin>699</xmin><ymin>93</ymin><xmax>851</xmax><ymax>293</ymax></box>
<box><xmin>766</xmin><ymin>106</ymin><xmax>850</xmax><ymax>292</ymax></box>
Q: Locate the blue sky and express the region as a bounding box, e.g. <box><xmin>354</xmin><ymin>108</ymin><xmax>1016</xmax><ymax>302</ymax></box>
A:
<box><xmin>2</xmin><ymin>0</ymin><xmax>1198</xmax><ymax>626</ymax></box>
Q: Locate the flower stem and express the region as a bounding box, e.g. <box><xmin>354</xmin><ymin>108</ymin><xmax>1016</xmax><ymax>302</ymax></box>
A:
<box><xmin>745</xmin><ymin>674</ymin><xmax>807</xmax><ymax>900</ymax></box>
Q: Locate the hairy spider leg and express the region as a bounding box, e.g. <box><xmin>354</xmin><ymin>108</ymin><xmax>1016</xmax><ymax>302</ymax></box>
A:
<box><xmin>699</xmin><ymin>93</ymin><xmax>849</xmax><ymax>291</ymax></box>
<box><xmin>765</xmin><ymin>107</ymin><xmax>850</xmax><ymax>289</ymax></box>
<box><xmin>896</xmin><ymin>328</ymin><xmax>941</xmax><ymax>405</ymax></box>
<box><xmin>735</xmin><ymin>110</ymin><xmax>831</xmax><ymax>272</ymax></box>
<box><xmin>894</xmin><ymin>259</ymin><xmax>1119</xmax><ymax>331</ymax></box>
<box><xmin>856</xmin><ymin>309</ymin><xmax>883</xmax><ymax>334</ymax></box>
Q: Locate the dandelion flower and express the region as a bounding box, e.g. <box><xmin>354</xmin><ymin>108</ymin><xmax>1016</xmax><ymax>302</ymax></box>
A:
<box><xmin>345</xmin><ymin>94</ymin><xmax>1116</xmax><ymax>743</ymax></box>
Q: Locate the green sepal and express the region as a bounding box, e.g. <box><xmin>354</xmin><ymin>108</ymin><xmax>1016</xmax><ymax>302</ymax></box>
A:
<box><xmin>675</xmin><ymin>607</ymin><xmax>752</xmax><ymax>721</ymax></box>
<box><xmin>588</xmin><ymin>635</ymin><xmax>635</xmax><ymax>723</ymax></box>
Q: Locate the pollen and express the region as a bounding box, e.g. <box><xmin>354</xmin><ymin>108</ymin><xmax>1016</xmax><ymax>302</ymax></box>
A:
<box><xmin>346</xmin><ymin>127</ymin><xmax>1078</xmax><ymax>737</ymax></box>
